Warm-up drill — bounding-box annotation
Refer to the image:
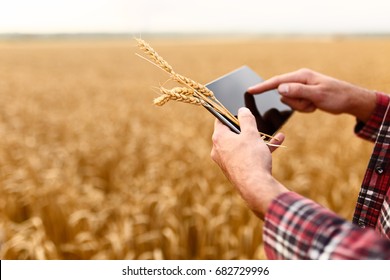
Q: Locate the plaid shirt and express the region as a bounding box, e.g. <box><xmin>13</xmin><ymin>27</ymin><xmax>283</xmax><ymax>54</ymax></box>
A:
<box><xmin>263</xmin><ymin>92</ymin><xmax>390</xmax><ymax>259</ymax></box>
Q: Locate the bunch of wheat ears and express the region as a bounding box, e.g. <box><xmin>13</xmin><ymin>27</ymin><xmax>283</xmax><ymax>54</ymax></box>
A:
<box><xmin>135</xmin><ymin>38</ymin><xmax>278</xmax><ymax>143</ymax></box>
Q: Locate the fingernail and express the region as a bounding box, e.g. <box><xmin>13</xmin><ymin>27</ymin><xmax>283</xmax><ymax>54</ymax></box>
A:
<box><xmin>238</xmin><ymin>107</ymin><xmax>251</xmax><ymax>115</ymax></box>
<box><xmin>278</xmin><ymin>84</ymin><xmax>289</xmax><ymax>95</ymax></box>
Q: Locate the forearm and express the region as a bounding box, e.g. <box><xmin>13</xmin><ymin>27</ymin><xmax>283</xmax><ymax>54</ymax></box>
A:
<box><xmin>343</xmin><ymin>83</ymin><xmax>377</xmax><ymax>123</ymax></box>
<box><xmin>241</xmin><ymin>176</ymin><xmax>288</xmax><ymax>220</ymax></box>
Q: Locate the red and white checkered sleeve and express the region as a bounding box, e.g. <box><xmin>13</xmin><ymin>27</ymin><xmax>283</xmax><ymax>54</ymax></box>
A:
<box><xmin>355</xmin><ymin>92</ymin><xmax>390</xmax><ymax>141</ymax></box>
<box><xmin>263</xmin><ymin>192</ymin><xmax>390</xmax><ymax>259</ymax></box>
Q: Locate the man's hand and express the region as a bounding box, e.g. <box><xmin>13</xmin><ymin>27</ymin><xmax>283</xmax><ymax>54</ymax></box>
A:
<box><xmin>211</xmin><ymin>107</ymin><xmax>288</xmax><ymax>219</ymax></box>
<box><xmin>247</xmin><ymin>68</ymin><xmax>377</xmax><ymax>123</ymax></box>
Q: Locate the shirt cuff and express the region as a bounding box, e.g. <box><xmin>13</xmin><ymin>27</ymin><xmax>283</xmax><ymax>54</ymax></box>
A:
<box><xmin>355</xmin><ymin>92</ymin><xmax>390</xmax><ymax>141</ymax></box>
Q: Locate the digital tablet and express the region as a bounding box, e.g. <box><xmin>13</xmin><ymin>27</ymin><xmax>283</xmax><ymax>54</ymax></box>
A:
<box><xmin>205</xmin><ymin>66</ymin><xmax>293</xmax><ymax>136</ymax></box>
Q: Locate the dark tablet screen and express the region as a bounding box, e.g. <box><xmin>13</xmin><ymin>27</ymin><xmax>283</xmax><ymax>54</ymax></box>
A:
<box><xmin>206</xmin><ymin>66</ymin><xmax>293</xmax><ymax>136</ymax></box>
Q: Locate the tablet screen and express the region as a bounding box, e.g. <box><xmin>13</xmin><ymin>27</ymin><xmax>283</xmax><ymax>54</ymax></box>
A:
<box><xmin>206</xmin><ymin>66</ymin><xmax>293</xmax><ymax>135</ymax></box>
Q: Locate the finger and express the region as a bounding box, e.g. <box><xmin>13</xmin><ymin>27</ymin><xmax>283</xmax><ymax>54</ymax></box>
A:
<box><xmin>211</xmin><ymin>119</ymin><xmax>231</xmax><ymax>163</ymax></box>
<box><xmin>281</xmin><ymin>96</ymin><xmax>316</xmax><ymax>112</ymax></box>
<box><xmin>247</xmin><ymin>69</ymin><xmax>314</xmax><ymax>94</ymax></box>
<box><xmin>237</xmin><ymin>107</ymin><xmax>258</xmax><ymax>135</ymax></box>
<box><xmin>214</xmin><ymin>118</ymin><xmax>231</xmax><ymax>133</ymax></box>
<box><xmin>277</xmin><ymin>82</ymin><xmax>319</xmax><ymax>101</ymax></box>
<box><xmin>212</xmin><ymin>118</ymin><xmax>231</xmax><ymax>147</ymax></box>
<box><xmin>268</xmin><ymin>132</ymin><xmax>285</xmax><ymax>153</ymax></box>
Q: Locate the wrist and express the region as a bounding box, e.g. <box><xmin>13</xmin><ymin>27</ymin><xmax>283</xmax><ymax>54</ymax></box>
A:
<box><xmin>250</xmin><ymin>176</ymin><xmax>288</xmax><ymax>220</ymax></box>
<box><xmin>345</xmin><ymin>86</ymin><xmax>377</xmax><ymax>123</ymax></box>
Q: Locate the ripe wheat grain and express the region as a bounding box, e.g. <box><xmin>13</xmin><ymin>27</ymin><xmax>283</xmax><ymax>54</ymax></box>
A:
<box><xmin>154</xmin><ymin>87</ymin><xmax>201</xmax><ymax>106</ymax></box>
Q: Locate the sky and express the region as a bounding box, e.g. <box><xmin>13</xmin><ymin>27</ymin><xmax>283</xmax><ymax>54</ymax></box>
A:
<box><xmin>1</xmin><ymin>0</ymin><xmax>390</xmax><ymax>35</ymax></box>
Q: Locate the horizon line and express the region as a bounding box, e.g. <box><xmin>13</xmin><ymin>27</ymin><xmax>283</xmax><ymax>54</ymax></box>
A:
<box><xmin>2</xmin><ymin>31</ymin><xmax>390</xmax><ymax>39</ymax></box>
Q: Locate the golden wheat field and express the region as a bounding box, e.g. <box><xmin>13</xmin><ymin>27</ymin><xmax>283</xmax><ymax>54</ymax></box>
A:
<box><xmin>0</xmin><ymin>37</ymin><xmax>390</xmax><ymax>260</ymax></box>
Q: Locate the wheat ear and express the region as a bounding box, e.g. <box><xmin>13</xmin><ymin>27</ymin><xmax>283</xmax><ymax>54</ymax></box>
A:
<box><xmin>171</xmin><ymin>87</ymin><xmax>195</xmax><ymax>96</ymax></box>
<box><xmin>158</xmin><ymin>87</ymin><xmax>202</xmax><ymax>106</ymax></box>
<box><xmin>136</xmin><ymin>38</ymin><xmax>281</xmax><ymax>143</ymax></box>
<box><xmin>173</xmin><ymin>74</ymin><xmax>214</xmax><ymax>98</ymax></box>
<box><xmin>135</xmin><ymin>38</ymin><xmax>174</xmax><ymax>74</ymax></box>
<box><xmin>136</xmin><ymin>39</ymin><xmax>214</xmax><ymax>98</ymax></box>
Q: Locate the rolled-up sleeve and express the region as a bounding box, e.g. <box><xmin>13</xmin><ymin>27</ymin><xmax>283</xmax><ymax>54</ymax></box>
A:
<box><xmin>355</xmin><ymin>92</ymin><xmax>390</xmax><ymax>141</ymax></box>
<box><xmin>263</xmin><ymin>192</ymin><xmax>390</xmax><ymax>259</ymax></box>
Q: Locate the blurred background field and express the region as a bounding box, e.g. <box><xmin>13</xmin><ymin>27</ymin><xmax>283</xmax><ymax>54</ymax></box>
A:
<box><xmin>0</xmin><ymin>37</ymin><xmax>390</xmax><ymax>259</ymax></box>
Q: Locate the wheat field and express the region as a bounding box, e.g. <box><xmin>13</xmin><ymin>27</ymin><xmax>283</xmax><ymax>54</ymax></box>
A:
<box><xmin>0</xmin><ymin>37</ymin><xmax>389</xmax><ymax>259</ymax></box>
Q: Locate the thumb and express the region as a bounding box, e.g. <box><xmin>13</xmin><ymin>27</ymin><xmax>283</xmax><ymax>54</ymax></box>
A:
<box><xmin>237</xmin><ymin>107</ymin><xmax>258</xmax><ymax>135</ymax></box>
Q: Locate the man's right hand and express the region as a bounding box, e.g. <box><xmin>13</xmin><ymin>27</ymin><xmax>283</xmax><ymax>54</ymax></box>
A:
<box><xmin>247</xmin><ymin>68</ymin><xmax>377</xmax><ymax>123</ymax></box>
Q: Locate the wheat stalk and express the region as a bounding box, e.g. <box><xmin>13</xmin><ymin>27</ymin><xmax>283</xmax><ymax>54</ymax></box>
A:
<box><xmin>135</xmin><ymin>38</ymin><xmax>280</xmax><ymax>143</ymax></box>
